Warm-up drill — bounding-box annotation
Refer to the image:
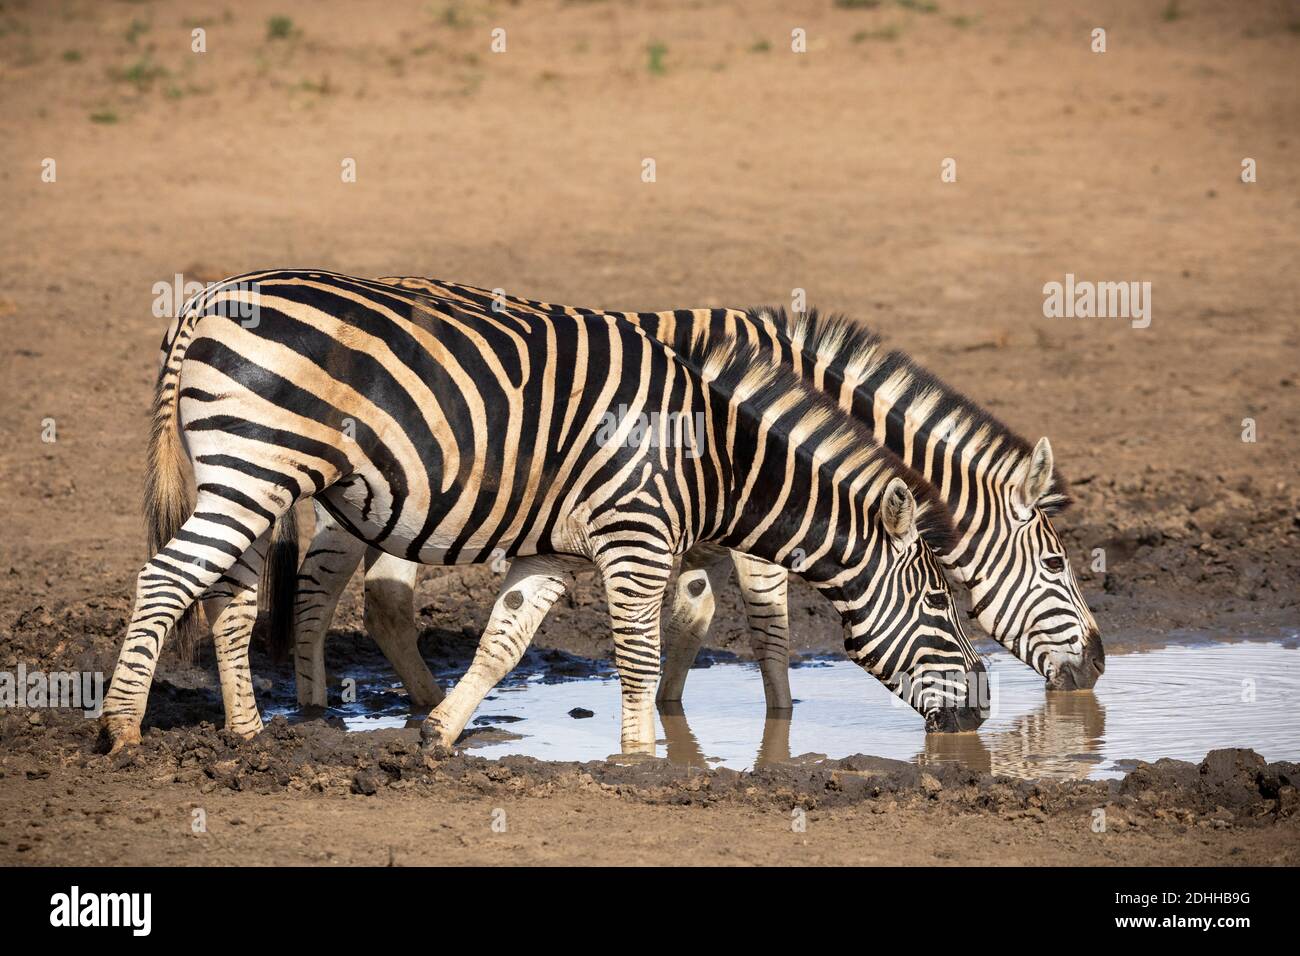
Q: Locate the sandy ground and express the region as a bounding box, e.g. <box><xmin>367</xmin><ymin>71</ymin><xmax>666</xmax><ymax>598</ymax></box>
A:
<box><xmin>1</xmin><ymin>0</ymin><xmax>1298</xmax><ymax>865</ymax></box>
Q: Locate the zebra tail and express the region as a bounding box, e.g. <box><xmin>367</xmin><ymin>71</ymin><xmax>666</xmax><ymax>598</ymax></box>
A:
<box><xmin>143</xmin><ymin>363</ymin><xmax>201</xmax><ymax>664</ymax></box>
<box><xmin>259</xmin><ymin>506</ymin><xmax>299</xmax><ymax>663</ymax></box>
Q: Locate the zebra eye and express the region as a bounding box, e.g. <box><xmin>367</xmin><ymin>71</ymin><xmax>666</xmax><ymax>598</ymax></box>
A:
<box><xmin>924</xmin><ymin>591</ymin><xmax>950</xmax><ymax>611</ymax></box>
<box><xmin>1043</xmin><ymin>556</ymin><xmax>1066</xmax><ymax>574</ymax></box>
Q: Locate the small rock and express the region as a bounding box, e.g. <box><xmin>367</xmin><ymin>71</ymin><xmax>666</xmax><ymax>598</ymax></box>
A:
<box><xmin>1276</xmin><ymin>787</ymin><xmax>1299</xmax><ymax>817</ymax></box>
<box><xmin>919</xmin><ymin>772</ymin><xmax>943</xmax><ymax>795</ymax></box>
<box><xmin>568</xmin><ymin>708</ymin><xmax>594</xmax><ymax>719</ymax></box>
<box><xmin>351</xmin><ymin>771</ymin><xmax>380</xmax><ymax>796</ymax></box>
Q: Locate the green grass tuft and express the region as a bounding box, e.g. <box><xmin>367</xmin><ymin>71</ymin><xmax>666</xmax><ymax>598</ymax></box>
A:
<box><xmin>853</xmin><ymin>24</ymin><xmax>901</xmax><ymax>42</ymax></box>
<box><xmin>646</xmin><ymin>40</ymin><xmax>668</xmax><ymax>75</ymax></box>
<box><xmin>267</xmin><ymin>15</ymin><xmax>294</xmax><ymax>40</ymax></box>
<box><xmin>125</xmin><ymin>18</ymin><xmax>150</xmax><ymax>45</ymax></box>
<box><xmin>111</xmin><ymin>56</ymin><xmax>169</xmax><ymax>91</ymax></box>
<box><xmin>437</xmin><ymin>2</ymin><xmax>471</xmax><ymax>29</ymax></box>
<box><xmin>296</xmin><ymin>74</ymin><xmax>334</xmax><ymax>95</ymax></box>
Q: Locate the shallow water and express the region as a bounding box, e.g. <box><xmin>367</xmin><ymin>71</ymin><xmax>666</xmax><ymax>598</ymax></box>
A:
<box><xmin>294</xmin><ymin>638</ymin><xmax>1300</xmax><ymax>780</ymax></box>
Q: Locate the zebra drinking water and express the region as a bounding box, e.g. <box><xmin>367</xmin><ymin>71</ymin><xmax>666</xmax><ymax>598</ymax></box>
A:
<box><xmin>293</xmin><ymin>277</ymin><xmax>1101</xmax><ymax>723</ymax></box>
<box><xmin>101</xmin><ymin>270</ymin><xmax>987</xmax><ymax>754</ymax></box>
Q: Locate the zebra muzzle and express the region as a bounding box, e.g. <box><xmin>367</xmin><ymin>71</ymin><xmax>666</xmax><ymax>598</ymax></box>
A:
<box><xmin>925</xmin><ymin>704</ymin><xmax>987</xmax><ymax>734</ymax></box>
<box><xmin>1048</xmin><ymin>632</ymin><xmax>1106</xmax><ymax>691</ymax></box>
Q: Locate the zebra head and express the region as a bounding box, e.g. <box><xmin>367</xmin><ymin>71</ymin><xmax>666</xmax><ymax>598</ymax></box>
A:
<box><xmin>960</xmin><ymin>437</ymin><xmax>1104</xmax><ymax>691</ymax></box>
<box><xmin>831</xmin><ymin>477</ymin><xmax>989</xmax><ymax>733</ymax></box>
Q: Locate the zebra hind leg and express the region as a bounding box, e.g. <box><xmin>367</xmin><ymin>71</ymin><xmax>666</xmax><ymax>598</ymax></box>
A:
<box><xmin>201</xmin><ymin>528</ymin><xmax>273</xmax><ymax>739</ymax></box>
<box><xmin>656</xmin><ymin>553</ymin><xmax>731</xmax><ymax>709</ymax></box>
<box><xmin>419</xmin><ymin>556</ymin><xmax>578</xmax><ymax>750</ymax></box>
<box><xmin>101</xmin><ymin>491</ymin><xmax>282</xmax><ymax>752</ymax></box>
<box><xmin>731</xmin><ymin>552</ymin><xmax>794</xmax><ymax>711</ymax></box>
<box><xmin>293</xmin><ymin>503</ymin><xmax>366</xmax><ymax>709</ymax></box>
<box><xmin>364</xmin><ymin>550</ymin><xmax>444</xmax><ymax>708</ymax></box>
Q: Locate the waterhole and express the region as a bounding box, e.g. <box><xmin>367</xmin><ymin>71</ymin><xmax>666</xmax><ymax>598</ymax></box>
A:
<box><xmin>286</xmin><ymin>637</ymin><xmax>1300</xmax><ymax>780</ymax></box>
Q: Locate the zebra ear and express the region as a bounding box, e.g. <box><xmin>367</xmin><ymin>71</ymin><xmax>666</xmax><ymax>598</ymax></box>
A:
<box><xmin>1017</xmin><ymin>437</ymin><xmax>1055</xmax><ymax>510</ymax></box>
<box><xmin>882</xmin><ymin>477</ymin><xmax>919</xmax><ymax>546</ymax></box>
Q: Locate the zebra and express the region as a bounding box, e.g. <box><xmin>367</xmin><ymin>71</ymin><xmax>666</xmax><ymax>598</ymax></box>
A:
<box><xmin>100</xmin><ymin>269</ymin><xmax>987</xmax><ymax>755</ymax></box>
<box><xmin>292</xmin><ymin>276</ymin><xmax>1101</xmax><ymax>721</ymax></box>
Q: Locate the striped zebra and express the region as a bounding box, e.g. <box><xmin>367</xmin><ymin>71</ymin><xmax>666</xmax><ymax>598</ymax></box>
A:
<box><xmin>101</xmin><ymin>269</ymin><xmax>987</xmax><ymax>754</ymax></box>
<box><xmin>294</xmin><ymin>277</ymin><xmax>1101</xmax><ymax>720</ymax></box>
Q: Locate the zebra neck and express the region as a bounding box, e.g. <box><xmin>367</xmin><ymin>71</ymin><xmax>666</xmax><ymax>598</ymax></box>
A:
<box><xmin>710</xmin><ymin>399</ymin><xmax>871</xmax><ymax>586</ymax></box>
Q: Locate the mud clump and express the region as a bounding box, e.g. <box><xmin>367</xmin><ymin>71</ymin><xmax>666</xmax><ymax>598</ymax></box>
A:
<box><xmin>1119</xmin><ymin>748</ymin><xmax>1299</xmax><ymax>819</ymax></box>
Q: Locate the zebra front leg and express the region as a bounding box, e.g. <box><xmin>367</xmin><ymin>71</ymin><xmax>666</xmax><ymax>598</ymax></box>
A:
<box><xmin>102</xmin><ymin>493</ymin><xmax>280</xmax><ymax>752</ymax></box>
<box><xmin>201</xmin><ymin>529</ymin><xmax>273</xmax><ymax>739</ymax></box>
<box><xmin>364</xmin><ymin>550</ymin><xmax>444</xmax><ymax>708</ymax></box>
<box><xmin>598</xmin><ymin>554</ymin><xmax>672</xmax><ymax>754</ymax></box>
<box><xmin>732</xmin><ymin>552</ymin><xmax>793</xmax><ymax>711</ymax></box>
<box><xmin>419</xmin><ymin>556</ymin><xmax>579</xmax><ymax>749</ymax></box>
<box><xmin>657</xmin><ymin>551</ymin><xmax>731</xmax><ymax>705</ymax></box>
<box><xmin>293</xmin><ymin>502</ymin><xmax>365</xmax><ymax>709</ymax></box>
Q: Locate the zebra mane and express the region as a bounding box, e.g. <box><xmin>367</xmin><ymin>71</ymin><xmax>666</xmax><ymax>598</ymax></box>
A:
<box><xmin>750</xmin><ymin>306</ymin><xmax>1072</xmax><ymax>514</ymax></box>
<box><xmin>683</xmin><ymin>336</ymin><xmax>959</xmax><ymax>554</ymax></box>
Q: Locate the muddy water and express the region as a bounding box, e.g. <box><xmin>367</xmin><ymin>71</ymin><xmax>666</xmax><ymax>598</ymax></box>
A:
<box><xmin>296</xmin><ymin>638</ymin><xmax>1300</xmax><ymax>780</ymax></box>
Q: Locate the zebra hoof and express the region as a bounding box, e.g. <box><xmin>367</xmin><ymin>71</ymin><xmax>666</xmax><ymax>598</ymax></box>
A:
<box><xmin>419</xmin><ymin>717</ymin><xmax>455</xmax><ymax>752</ymax></box>
<box><xmin>225</xmin><ymin>721</ymin><xmax>263</xmax><ymax>741</ymax></box>
<box><xmin>100</xmin><ymin>716</ymin><xmax>142</xmax><ymax>755</ymax></box>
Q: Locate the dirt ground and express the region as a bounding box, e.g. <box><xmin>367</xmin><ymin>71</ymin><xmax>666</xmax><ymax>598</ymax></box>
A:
<box><xmin>2</xmin><ymin>714</ymin><xmax>1298</xmax><ymax>866</ymax></box>
<box><xmin>1</xmin><ymin>0</ymin><xmax>1298</xmax><ymax>865</ymax></box>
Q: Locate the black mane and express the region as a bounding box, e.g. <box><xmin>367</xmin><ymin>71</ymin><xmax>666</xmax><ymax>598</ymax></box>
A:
<box><xmin>751</xmin><ymin>306</ymin><xmax>1071</xmax><ymax>513</ymax></box>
